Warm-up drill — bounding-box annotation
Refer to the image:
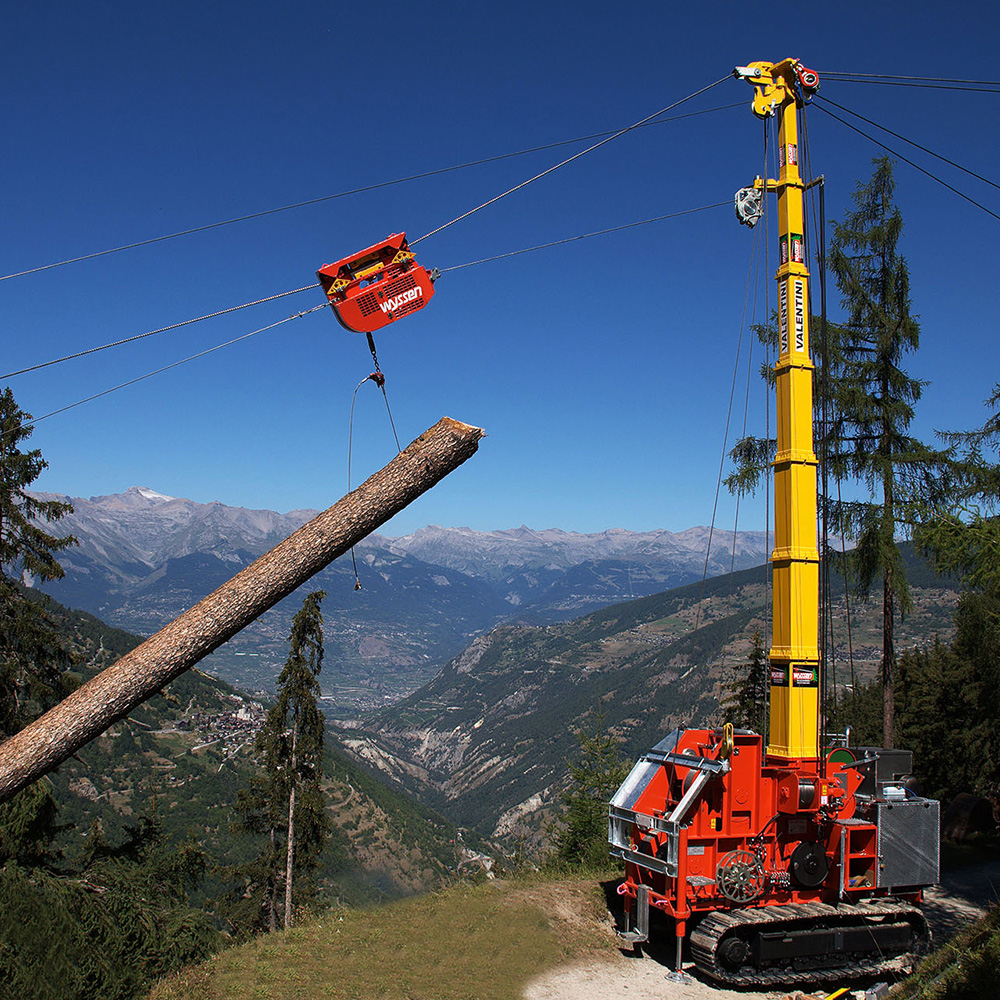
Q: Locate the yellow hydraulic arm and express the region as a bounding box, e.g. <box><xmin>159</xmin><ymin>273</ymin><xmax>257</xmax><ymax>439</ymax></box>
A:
<box><xmin>735</xmin><ymin>59</ymin><xmax>820</xmax><ymax>763</ymax></box>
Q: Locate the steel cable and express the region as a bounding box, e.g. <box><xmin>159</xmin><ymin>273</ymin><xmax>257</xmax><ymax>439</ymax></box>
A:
<box><xmin>815</xmin><ymin>94</ymin><xmax>1000</xmax><ymax>192</ymax></box>
<box><xmin>692</xmin><ymin>201</ymin><xmax>763</xmax><ymax>642</ymax></box>
<box><xmin>4</xmin><ymin>89</ymin><xmax>736</xmax><ymax>383</ymax></box>
<box><xmin>0</xmin><ymin>103</ymin><xmax>741</xmax><ymax>285</ymax></box>
<box><xmin>439</xmin><ymin>202</ymin><xmax>729</xmax><ymax>272</ymax></box>
<box><xmin>5</xmin><ymin>77</ymin><xmax>733</xmax><ymax>429</ymax></box>
<box><xmin>7</xmin><ymin>205</ymin><xmax>730</xmax><ymax>382</ymax></box>
<box><xmin>819</xmin><ymin>71</ymin><xmax>1000</xmax><ymax>94</ymax></box>
<box><xmin>811</xmin><ymin>102</ymin><xmax>1000</xmax><ymax>222</ymax></box>
<box><xmin>411</xmin><ymin>75</ymin><xmax>732</xmax><ymax>245</ymax></box>
<box><xmin>18</xmin><ymin>304</ymin><xmax>327</xmax><ymax>431</ymax></box>
<box><xmin>823</xmin><ymin>81</ymin><xmax>1000</xmax><ymax>93</ymax></box>
<box><xmin>819</xmin><ymin>71</ymin><xmax>1000</xmax><ymax>85</ymax></box>
<box><xmin>2</xmin><ymin>283</ymin><xmax>321</xmax><ymax>380</ymax></box>
<box><xmin>762</xmin><ymin>116</ymin><xmax>773</xmax><ymax>656</ymax></box>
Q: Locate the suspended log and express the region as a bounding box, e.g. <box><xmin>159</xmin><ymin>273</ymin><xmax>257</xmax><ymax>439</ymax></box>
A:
<box><xmin>0</xmin><ymin>417</ymin><xmax>484</xmax><ymax>802</ymax></box>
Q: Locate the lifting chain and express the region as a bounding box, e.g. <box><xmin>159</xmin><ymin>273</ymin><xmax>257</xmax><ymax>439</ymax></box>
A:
<box><xmin>366</xmin><ymin>332</ymin><xmax>386</xmax><ymax>388</ymax></box>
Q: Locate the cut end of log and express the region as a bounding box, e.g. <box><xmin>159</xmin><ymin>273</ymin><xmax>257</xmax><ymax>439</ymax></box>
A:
<box><xmin>412</xmin><ymin>417</ymin><xmax>486</xmax><ymax>450</ymax></box>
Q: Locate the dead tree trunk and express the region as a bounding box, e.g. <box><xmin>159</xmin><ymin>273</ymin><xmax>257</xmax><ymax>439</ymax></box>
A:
<box><xmin>0</xmin><ymin>417</ymin><xmax>484</xmax><ymax>802</ymax></box>
<box><xmin>284</xmin><ymin>719</ymin><xmax>298</xmax><ymax>930</ymax></box>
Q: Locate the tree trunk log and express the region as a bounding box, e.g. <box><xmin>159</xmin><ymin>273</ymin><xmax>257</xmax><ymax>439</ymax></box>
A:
<box><xmin>0</xmin><ymin>417</ymin><xmax>484</xmax><ymax>802</ymax></box>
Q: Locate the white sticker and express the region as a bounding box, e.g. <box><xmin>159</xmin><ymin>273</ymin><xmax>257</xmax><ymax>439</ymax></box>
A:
<box><xmin>793</xmin><ymin>279</ymin><xmax>805</xmax><ymax>352</ymax></box>
<box><xmin>779</xmin><ymin>282</ymin><xmax>789</xmax><ymax>353</ymax></box>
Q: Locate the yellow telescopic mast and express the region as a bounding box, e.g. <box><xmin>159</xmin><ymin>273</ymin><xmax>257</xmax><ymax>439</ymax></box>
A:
<box><xmin>736</xmin><ymin>59</ymin><xmax>819</xmax><ymax>764</ymax></box>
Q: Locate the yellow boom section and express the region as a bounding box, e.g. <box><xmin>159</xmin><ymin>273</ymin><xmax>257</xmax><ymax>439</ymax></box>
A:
<box><xmin>742</xmin><ymin>59</ymin><xmax>820</xmax><ymax>762</ymax></box>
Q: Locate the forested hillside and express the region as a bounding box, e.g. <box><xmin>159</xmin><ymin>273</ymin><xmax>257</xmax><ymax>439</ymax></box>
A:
<box><xmin>1</xmin><ymin>593</ymin><xmax>464</xmax><ymax>999</ymax></box>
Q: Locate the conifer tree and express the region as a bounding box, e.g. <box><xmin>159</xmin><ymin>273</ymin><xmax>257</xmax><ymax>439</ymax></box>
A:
<box><xmin>223</xmin><ymin>766</ymin><xmax>284</xmax><ymax>933</ymax></box>
<box><xmin>0</xmin><ymin>388</ymin><xmax>78</xmax><ymax>738</ymax></box>
<box><xmin>552</xmin><ymin>709</ymin><xmax>629</xmax><ymax>869</ymax></box>
<box><xmin>0</xmin><ymin>810</ymin><xmax>217</xmax><ymax>1000</ymax></box>
<box><xmin>720</xmin><ymin>629</ymin><xmax>768</xmax><ymax>736</ymax></box>
<box><xmin>827</xmin><ymin>612</ymin><xmax>994</xmax><ymax>802</ymax></box>
<box><xmin>274</xmin><ymin>589</ymin><xmax>328</xmax><ymax>928</ymax></box>
<box><xmin>0</xmin><ymin>388</ymin><xmax>78</xmax><ymax>880</ymax></box>
<box><xmin>911</xmin><ymin>386</ymin><xmax>1000</xmax><ymax>791</ymax></box>
<box><xmin>0</xmin><ymin>390</ymin><xmax>218</xmax><ymax>997</ymax></box>
<box><xmin>917</xmin><ymin>383</ymin><xmax>1000</xmax><ymax>596</ymax></box>
<box><xmin>825</xmin><ymin>157</ymin><xmax>948</xmax><ymax>748</ymax></box>
<box><xmin>227</xmin><ymin>591</ymin><xmax>330</xmax><ymax>932</ymax></box>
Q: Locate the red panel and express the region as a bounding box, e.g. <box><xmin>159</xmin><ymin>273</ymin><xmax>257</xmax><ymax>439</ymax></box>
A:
<box><xmin>317</xmin><ymin>233</ymin><xmax>436</xmax><ymax>333</ymax></box>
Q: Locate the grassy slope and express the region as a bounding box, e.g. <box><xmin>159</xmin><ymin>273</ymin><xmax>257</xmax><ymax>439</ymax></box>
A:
<box><xmin>147</xmin><ymin>874</ymin><xmax>612</xmax><ymax>1000</ymax></box>
<box><xmin>146</xmin><ymin>857</ymin><xmax>1000</xmax><ymax>1000</ymax></box>
<box><xmin>898</xmin><ymin>906</ymin><xmax>1000</xmax><ymax>1000</ymax></box>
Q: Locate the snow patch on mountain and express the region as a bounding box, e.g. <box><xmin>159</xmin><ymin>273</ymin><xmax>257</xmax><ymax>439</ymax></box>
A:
<box><xmin>134</xmin><ymin>487</ymin><xmax>176</xmax><ymax>502</ymax></box>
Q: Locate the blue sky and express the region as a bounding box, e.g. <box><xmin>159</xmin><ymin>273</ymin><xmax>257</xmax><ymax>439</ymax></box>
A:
<box><xmin>4</xmin><ymin>2</ymin><xmax>999</xmax><ymax>536</ymax></box>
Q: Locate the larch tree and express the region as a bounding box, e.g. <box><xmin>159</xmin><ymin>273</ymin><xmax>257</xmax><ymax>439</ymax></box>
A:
<box><xmin>914</xmin><ymin>384</ymin><xmax>1000</xmax><ymax>791</ymax></box>
<box><xmin>226</xmin><ymin>750</ymin><xmax>285</xmax><ymax>933</ymax></box>
<box><xmin>720</xmin><ymin>629</ymin><xmax>768</xmax><ymax>737</ymax></box>
<box><xmin>726</xmin><ymin>160</ymin><xmax>947</xmax><ymax>749</ymax></box>
<box><xmin>275</xmin><ymin>589</ymin><xmax>329</xmax><ymax>928</ymax></box>
<box><xmin>825</xmin><ymin>156</ymin><xmax>947</xmax><ymax>748</ymax></box>
<box><xmin>917</xmin><ymin>383</ymin><xmax>1000</xmax><ymax>596</ymax></box>
<box><xmin>552</xmin><ymin>708</ymin><xmax>629</xmax><ymax>869</ymax></box>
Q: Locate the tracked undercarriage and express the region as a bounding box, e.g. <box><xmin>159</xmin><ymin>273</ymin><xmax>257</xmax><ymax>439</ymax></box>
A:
<box><xmin>690</xmin><ymin>900</ymin><xmax>929</xmax><ymax>985</ymax></box>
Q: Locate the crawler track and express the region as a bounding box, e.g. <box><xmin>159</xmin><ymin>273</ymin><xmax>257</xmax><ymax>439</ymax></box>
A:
<box><xmin>689</xmin><ymin>900</ymin><xmax>929</xmax><ymax>986</ymax></box>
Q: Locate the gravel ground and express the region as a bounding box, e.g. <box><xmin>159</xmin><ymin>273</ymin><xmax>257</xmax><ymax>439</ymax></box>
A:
<box><xmin>523</xmin><ymin>862</ymin><xmax>1000</xmax><ymax>1000</ymax></box>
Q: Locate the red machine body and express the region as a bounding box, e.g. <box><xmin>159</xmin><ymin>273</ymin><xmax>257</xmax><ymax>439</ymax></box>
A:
<box><xmin>609</xmin><ymin>726</ymin><xmax>938</xmax><ymax>983</ymax></box>
<box><xmin>317</xmin><ymin>233</ymin><xmax>436</xmax><ymax>334</ymax></box>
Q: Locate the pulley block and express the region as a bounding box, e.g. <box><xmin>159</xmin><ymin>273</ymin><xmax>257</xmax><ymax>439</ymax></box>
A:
<box><xmin>796</xmin><ymin>64</ymin><xmax>820</xmax><ymax>94</ymax></box>
<box><xmin>734</xmin><ymin>186</ymin><xmax>764</xmax><ymax>228</ymax></box>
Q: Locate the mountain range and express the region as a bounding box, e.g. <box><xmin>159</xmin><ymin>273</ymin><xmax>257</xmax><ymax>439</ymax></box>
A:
<box><xmin>32</xmin><ymin>486</ymin><xmax>768</xmax><ymax>702</ymax></box>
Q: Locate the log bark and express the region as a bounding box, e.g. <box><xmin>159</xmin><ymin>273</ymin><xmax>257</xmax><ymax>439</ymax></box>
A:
<box><xmin>0</xmin><ymin>417</ymin><xmax>484</xmax><ymax>802</ymax></box>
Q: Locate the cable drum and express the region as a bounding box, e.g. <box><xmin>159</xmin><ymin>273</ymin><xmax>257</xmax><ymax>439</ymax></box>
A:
<box><xmin>790</xmin><ymin>841</ymin><xmax>829</xmax><ymax>888</ymax></box>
